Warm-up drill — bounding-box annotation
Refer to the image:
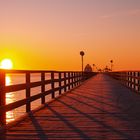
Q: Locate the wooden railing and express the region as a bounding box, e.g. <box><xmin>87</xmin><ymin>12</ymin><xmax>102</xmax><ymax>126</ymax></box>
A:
<box><xmin>0</xmin><ymin>70</ymin><xmax>96</xmax><ymax>126</ymax></box>
<box><xmin>108</xmin><ymin>71</ymin><xmax>140</xmax><ymax>93</ymax></box>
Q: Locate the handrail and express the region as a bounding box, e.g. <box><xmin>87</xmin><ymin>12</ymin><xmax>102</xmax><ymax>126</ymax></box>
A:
<box><xmin>108</xmin><ymin>71</ymin><xmax>140</xmax><ymax>93</ymax></box>
<box><xmin>0</xmin><ymin>70</ymin><xmax>96</xmax><ymax>126</ymax></box>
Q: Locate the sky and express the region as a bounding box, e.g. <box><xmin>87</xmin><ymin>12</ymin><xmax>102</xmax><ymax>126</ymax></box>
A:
<box><xmin>0</xmin><ymin>0</ymin><xmax>140</xmax><ymax>71</ymax></box>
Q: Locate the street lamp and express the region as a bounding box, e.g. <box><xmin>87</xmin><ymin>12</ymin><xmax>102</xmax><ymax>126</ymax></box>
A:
<box><xmin>80</xmin><ymin>51</ymin><xmax>85</xmax><ymax>76</ymax></box>
<box><xmin>93</xmin><ymin>64</ymin><xmax>95</xmax><ymax>72</ymax></box>
<box><xmin>110</xmin><ymin>60</ymin><xmax>113</xmax><ymax>71</ymax></box>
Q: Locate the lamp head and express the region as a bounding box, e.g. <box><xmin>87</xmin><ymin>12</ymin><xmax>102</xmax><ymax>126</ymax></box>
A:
<box><xmin>80</xmin><ymin>51</ymin><xmax>85</xmax><ymax>56</ymax></box>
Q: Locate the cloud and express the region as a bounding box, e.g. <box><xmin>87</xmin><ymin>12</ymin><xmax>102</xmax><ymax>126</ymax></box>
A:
<box><xmin>100</xmin><ymin>15</ymin><xmax>113</xmax><ymax>19</ymax></box>
<box><xmin>128</xmin><ymin>9</ymin><xmax>140</xmax><ymax>16</ymax></box>
<box><xmin>100</xmin><ymin>9</ymin><xmax>140</xmax><ymax>20</ymax></box>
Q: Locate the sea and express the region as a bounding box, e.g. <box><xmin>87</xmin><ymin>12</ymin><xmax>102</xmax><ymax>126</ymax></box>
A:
<box><xmin>5</xmin><ymin>73</ymin><xmax>64</xmax><ymax>123</ymax></box>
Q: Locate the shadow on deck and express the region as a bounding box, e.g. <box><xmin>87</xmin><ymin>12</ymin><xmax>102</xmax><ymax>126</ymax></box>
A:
<box><xmin>2</xmin><ymin>74</ymin><xmax>140</xmax><ymax>140</ymax></box>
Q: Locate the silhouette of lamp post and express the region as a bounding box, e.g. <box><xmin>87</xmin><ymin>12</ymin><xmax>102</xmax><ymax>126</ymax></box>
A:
<box><xmin>93</xmin><ymin>64</ymin><xmax>95</xmax><ymax>72</ymax></box>
<box><xmin>80</xmin><ymin>51</ymin><xmax>85</xmax><ymax>78</ymax></box>
<box><xmin>110</xmin><ymin>60</ymin><xmax>113</xmax><ymax>71</ymax></box>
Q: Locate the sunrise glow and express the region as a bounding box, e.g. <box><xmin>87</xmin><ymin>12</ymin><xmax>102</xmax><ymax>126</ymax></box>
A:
<box><xmin>0</xmin><ymin>59</ymin><xmax>13</xmax><ymax>69</ymax></box>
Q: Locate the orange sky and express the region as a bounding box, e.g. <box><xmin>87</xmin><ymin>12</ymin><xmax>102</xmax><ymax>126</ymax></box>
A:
<box><xmin>0</xmin><ymin>0</ymin><xmax>140</xmax><ymax>71</ymax></box>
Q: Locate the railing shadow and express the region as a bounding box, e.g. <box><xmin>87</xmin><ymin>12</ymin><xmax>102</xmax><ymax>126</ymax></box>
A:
<box><xmin>28</xmin><ymin>112</ymin><xmax>48</xmax><ymax>140</ymax></box>
<box><xmin>45</xmin><ymin>105</ymin><xmax>91</xmax><ymax>139</ymax></box>
<box><xmin>62</xmin><ymin>92</ymin><xmax>136</xmax><ymax>123</ymax></box>
<box><xmin>53</xmin><ymin>98</ymin><xmax>133</xmax><ymax>139</ymax></box>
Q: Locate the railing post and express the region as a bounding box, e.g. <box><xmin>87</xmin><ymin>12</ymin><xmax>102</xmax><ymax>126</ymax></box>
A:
<box><xmin>0</xmin><ymin>70</ymin><xmax>6</xmax><ymax>125</ymax></box>
<box><xmin>75</xmin><ymin>72</ymin><xmax>78</xmax><ymax>86</ymax></box>
<box><xmin>70</xmin><ymin>72</ymin><xmax>72</xmax><ymax>89</ymax></box>
<box><xmin>26</xmin><ymin>72</ymin><xmax>31</xmax><ymax>112</ymax></box>
<box><xmin>128</xmin><ymin>72</ymin><xmax>130</xmax><ymax>87</ymax></box>
<box><xmin>64</xmin><ymin>72</ymin><xmax>67</xmax><ymax>92</ymax></box>
<box><xmin>51</xmin><ymin>72</ymin><xmax>55</xmax><ymax>99</ymax></box>
<box><xmin>138</xmin><ymin>72</ymin><xmax>140</xmax><ymax>93</ymax></box>
<box><xmin>41</xmin><ymin>72</ymin><xmax>45</xmax><ymax>104</ymax></box>
<box><xmin>78</xmin><ymin>72</ymin><xmax>81</xmax><ymax>85</ymax></box>
<box><xmin>132</xmin><ymin>72</ymin><xmax>134</xmax><ymax>90</ymax></box>
<box><xmin>78</xmin><ymin>72</ymin><xmax>80</xmax><ymax>85</ymax></box>
<box><xmin>59</xmin><ymin>72</ymin><xmax>62</xmax><ymax>95</ymax></box>
<box><xmin>72</xmin><ymin>72</ymin><xmax>74</xmax><ymax>88</ymax></box>
<box><xmin>68</xmin><ymin>72</ymin><xmax>70</xmax><ymax>90</ymax></box>
<box><xmin>79</xmin><ymin>72</ymin><xmax>81</xmax><ymax>84</ymax></box>
<box><xmin>129</xmin><ymin>72</ymin><xmax>132</xmax><ymax>88</ymax></box>
<box><xmin>77</xmin><ymin>72</ymin><xmax>79</xmax><ymax>85</ymax></box>
<box><xmin>130</xmin><ymin>72</ymin><xmax>133</xmax><ymax>89</ymax></box>
<box><xmin>133</xmin><ymin>72</ymin><xmax>136</xmax><ymax>91</ymax></box>
<box><xmin>73</xmin><ymin>72</ymin><xmax>75</xmax><ymax>86</ymax></box>
<box><xmin>74</xmin><ymin>72</ymin><xmax>76</xmax><ymax>87</ymax></box>
<box><xmin>73</xmin><ymin>72</ymin><xmax>75</xmax><ymax>87</ymax></box>
<box><xmin>127</xmin><ymin>72</ymin><xmax>129</xmax><ymax>87</ymax></box>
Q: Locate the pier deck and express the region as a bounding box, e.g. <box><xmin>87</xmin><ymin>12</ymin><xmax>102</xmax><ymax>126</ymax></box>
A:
<box><xmin>2</xmin><ymin>74</ymin><xmax>140</xmax><ymax>139</ymax></box>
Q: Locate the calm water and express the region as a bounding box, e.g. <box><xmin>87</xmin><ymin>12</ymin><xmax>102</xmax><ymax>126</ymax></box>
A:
<box><xmin>6</xmin><ymin>73</ymin><xmax>64</xmax><ymax>123</ymax></box>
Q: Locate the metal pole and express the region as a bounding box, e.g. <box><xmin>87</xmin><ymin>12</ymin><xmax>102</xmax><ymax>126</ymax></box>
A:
<box><xmin>80</xmin><ymin>51</ymin><xmax>85</xmax><ymax>80</ymax></box>
<box><xmin>82</xmin><ymin>56</ymin><xmax>83</xmax><ymax>73</ymax></box>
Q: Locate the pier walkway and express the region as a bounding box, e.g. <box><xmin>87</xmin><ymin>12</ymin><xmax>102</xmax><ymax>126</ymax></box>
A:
<box><xmin>2</xmin><ymin>74</ymin><xmax>140</xmax><ymax>139</ymax></box>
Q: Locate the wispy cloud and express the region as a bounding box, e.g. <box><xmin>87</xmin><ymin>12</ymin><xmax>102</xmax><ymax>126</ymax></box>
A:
<box><xmin>100</xmin><ymin>15</ymin><xmax>113</xmax><ymax>19</ymax></box>
<box><xmin>127</xmin><ymin>9</ymin><xmax>140</xmax><ymax>16</ymax></box>
<box><xmin>100</xmin><ymin>9</ymin><xmax>140</xmax><ymax>20</ymax></box>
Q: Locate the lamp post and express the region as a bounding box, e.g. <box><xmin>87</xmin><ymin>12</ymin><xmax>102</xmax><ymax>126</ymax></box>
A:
<box><xmin>80</xmin><ymin>51</ymin><xmax>85</xmax><ymax>78</ymax></box>
<box><xmin>110</xmin><ymin>60</ymin><xmax>113</xmax><ymax>71</ymax></box>
<box><xmin>93</xmin><ymin>64</ymin><xmax>95</xmax><ymax>72</ymax></box>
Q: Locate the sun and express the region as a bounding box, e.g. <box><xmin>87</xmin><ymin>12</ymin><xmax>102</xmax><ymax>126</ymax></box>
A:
<box><xmin>0</xmin><ymin>59</ymin><xmax>13</xmax><ymax>69</ymax></box>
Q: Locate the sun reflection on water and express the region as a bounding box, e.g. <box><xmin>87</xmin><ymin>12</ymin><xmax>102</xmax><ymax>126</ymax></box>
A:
<box><xmin>6</xmin><ymin>75</ymin><xmax>15</xmax><ymax>123</ymax></box>
<box><xmin>6</xmin><ymin>76</ymin><xmax>12</xmax><ymax>86</ymax></box>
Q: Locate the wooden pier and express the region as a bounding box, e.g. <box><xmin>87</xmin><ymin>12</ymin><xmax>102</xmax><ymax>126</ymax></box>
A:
<box><xmin>1</xmin><ymin>71</ymin><xmax>140</xmax><ymax>139</ymax></box>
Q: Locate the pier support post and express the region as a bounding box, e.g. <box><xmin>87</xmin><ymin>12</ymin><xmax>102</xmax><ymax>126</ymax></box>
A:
<box><xmin>72</xmin><ymin>72</ymin><xmax>74</xmax><ymax>88</ymax></box>
<box><xmin>26</xmin><ymin>72</ymin><xmax>31</xmax><ymax>112</ymax></box>
<box><xmin>64</xmin><ymin>72</ymin><xmax>67</xmax><ymax>92</ymax></box>
<box><xmin>0</xmin><ymin>70</ymin><xmax>6</xmax><ymax>125</ymax></box>
<box><xmin>41</xmin><ymin>72</ymin><xmax>45</xmax><ymax>104</ymax></box>
<box><xmin>59</xmin><ymin>72</ymin><xmax>62</xmax><ymax>95</ymax></box>
<box><xmin>138</xmin><ymin>72</ymin><xmax>140</xmax><ymax>93</ymax></box>
<box><xmin>51</xmin><ymin>72</ymin><xmax>55</xmax><ymax>99</ymax></box>
<box><xmin>68</xmin><ymin>72</ymin><xmax>70</xmax><ymax>90</ymax></box>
